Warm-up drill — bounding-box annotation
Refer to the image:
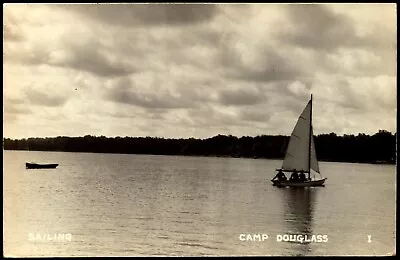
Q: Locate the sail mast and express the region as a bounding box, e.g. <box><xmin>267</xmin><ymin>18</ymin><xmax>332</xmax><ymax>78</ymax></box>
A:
<box><xmin>308</xmin><ymin>94</ymin><xmax>313</xmax><ymax>180</ymax></box>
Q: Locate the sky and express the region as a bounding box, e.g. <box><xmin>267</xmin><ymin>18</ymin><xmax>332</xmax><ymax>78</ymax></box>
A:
<box><xmin>3</xmin><ymin>3</ymin><xmax>397</xmax><ymax>139</ymax></box>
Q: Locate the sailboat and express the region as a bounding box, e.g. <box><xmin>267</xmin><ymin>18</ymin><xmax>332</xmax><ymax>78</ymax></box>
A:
<box><xmin>271</xmin><ymin>94</ymin><xmax>327</xmax><ymax>187</ymax></box>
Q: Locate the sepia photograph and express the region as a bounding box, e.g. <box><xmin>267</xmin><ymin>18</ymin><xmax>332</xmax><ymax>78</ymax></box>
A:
<box><xmin>3</xmin><ymin>2</ymin><xmax>396</xmax><ymax>256</ymax></box>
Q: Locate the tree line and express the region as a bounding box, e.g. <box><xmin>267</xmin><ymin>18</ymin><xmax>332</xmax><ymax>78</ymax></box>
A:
<box><xmin>3</xmin><ymin>130</ymin><xmax>396</xmax><ymax>164</ymax></box>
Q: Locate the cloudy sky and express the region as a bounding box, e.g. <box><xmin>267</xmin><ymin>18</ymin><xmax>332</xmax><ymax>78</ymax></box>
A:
<box><xmin>3</xmin><ymin>3</ymin><xmax>396</xmax><ymax>139</ymax></box>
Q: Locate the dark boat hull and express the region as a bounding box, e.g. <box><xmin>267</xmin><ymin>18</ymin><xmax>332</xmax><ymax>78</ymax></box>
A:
<box><xmin>26</xmin><ymin>163</ymin><xmax>59</xmax><ymax>169</ymax></box>
<box><xmin>271</xmin><ymin>178</ymin><xmax>327</xmax><ymax>187</ymax></box>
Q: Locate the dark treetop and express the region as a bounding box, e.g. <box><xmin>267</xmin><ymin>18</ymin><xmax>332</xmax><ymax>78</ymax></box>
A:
<box><xmin>3</xmin><ymin>130</ymin><xmax>396</xmax><ymax>164</ymax></box>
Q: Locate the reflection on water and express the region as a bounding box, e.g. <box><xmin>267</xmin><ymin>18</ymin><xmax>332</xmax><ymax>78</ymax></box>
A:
<box><xmin>286</xmin><ymin>188</ymin><xmax>315</xmax><ymax>233</ymax></box>
<box><xmin>281</xmin><ymin>188</ymin><xmax>315</xmax><ymax>255</ymax></box>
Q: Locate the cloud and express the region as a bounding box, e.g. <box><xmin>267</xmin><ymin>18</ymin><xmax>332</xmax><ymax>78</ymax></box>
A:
<box><xmin>58</xmin><ymin>4</ymin><xmax>219</xmax><ymax>27</ymax></box>
<box><xmin>238</xmin><ymin>108</ymin><xmax>271</xmax><ymax>123</ymax></box>
<box><xmin>4</xmin><ymin>5</ymin><xmax>138</xmax><ymax>77</ymax></box>
<box><xmin>3</xmin><ymin>8</ymin><xmax>25</xmax><ymax>42</ymax></box>
<box><xmin>105</xmin><ymin>75</ymin><xmax>270</xmax><ymax>110</ymax></box>
<box><xmin>217</xmin><ymin>86</ymin><xmax>266</xmax><ymax>106</ymax></box>
<box><xmin>2</xmin><ymin>4</ymin><xmax>396</xmax><ymax>139</ymax></box>
<box><xmin>345</xmin><ymin>75</ymin><xmax>397</xmax><ymax>113</ymax></box>
<box><xmin>275</xmin><ymin>4</ymin><xmax>396</xmax><ymax>77</ymax></box>
<box><xmin>277</xmin><ymin>4</ymin><xmax>358</xmax><ymax>50</ymax></box>
<box><xmin>3</xmin><ymin>24</ymin><xmax>24</xmax><ymax>42</ymax></box>
<box><xmin>3</xmin><ymin>95</ymin><xmax>25</xmax><ymax>105</ymax></box>
<box><xmin>3</xmin><ymin>95</ymin><xmax>31</xmax><ymax>125</ymax></box>
<box><xmin>311</xmin><ymin>73</ymin><xmax>396</xmax><ymax>113</ymax></box>
<box><xmin>24</xmin><ymin>88</ymin><xmax>68</xmax><ymax>107</ymax></box>
<box><xmin>3</xmin><ymin>104</ymin><xmax>30</xmax><ymax>115</ymax></box>
<box><xmin>276</xmin><ymin>4</ymin><xmax>395</xmax><ymax>51</ymax></box>
<box><xmin>216</xmin><ymin>34</ymin><xmax>305</xmax><ymax>82</ymax></box>
<box><xmin>5</xmin><ymin>33</ymin><xmax>137</xmax><ymax>77</ymax></box>
<box><xmin>185</xmin><ymin>106</ymin><xmax>243</xmax><ymax>128</ymax></box>
<box><xmin>49</xmin><ymin>38</ymin><xmax>137</xmax><ymax>77</ymax></box>
<box><xmin>3</xmin><ymin>95</ymin><xmax>29</xmax><ymax>114</ymax></box>
<box><xmin>104</xmin><ymin>77</ymin><xmax>205</xmax><ymax>109</ymax></box>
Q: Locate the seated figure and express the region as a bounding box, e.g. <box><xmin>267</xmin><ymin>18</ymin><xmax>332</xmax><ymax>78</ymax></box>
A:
<box><xmin>290</xmin><ymin>170</ymin><xmax>299</xmax><ymax>182</ymax></box>
<box><xmin>274</xmin><ymin>169</ymin><xmax>287</xmax><ymax>181</ymax></box>
<box><xmin>298</xmin><ymin>170</ymin><xmax>306</xmax><ymax>182</ymax></box>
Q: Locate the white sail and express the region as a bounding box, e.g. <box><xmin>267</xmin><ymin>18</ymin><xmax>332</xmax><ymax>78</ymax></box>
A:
<box><xmin>271</xmin><ymin>95</ymin><xmax>327</xmax><ymax>187</ymax></box>
<box><xmin>310</xmin><ymin>128</ymin><xmax>320</xmax><ymax>173</ymax></box>
<box><xmin>282</xmin><ymin>100</ymin><xmax>318</xmax><ymax>172</ymax></box>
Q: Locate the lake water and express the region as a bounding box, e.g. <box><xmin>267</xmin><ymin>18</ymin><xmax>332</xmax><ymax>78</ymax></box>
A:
<box><xmin>3</xmin><ymin>150</ymin><xmax>396</xmax><ymax>256</ymax></box>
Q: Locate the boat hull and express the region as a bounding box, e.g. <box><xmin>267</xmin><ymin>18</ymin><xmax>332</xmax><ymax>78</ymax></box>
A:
<box><xmin>271</xmin><ymin>178</ymin><xmax>327</xmax><ymax>187</ymax></box>
<box><xmin>26</xmin><ymin>163</ymin><xmax>59</xmax><ymax>169</ymax></box>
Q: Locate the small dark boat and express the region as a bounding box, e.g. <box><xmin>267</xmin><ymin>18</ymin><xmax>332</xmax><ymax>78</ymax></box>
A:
<box><xmin>26</xmin><ymin>162</ymin><xmax>59</xmax><ymax>169</ymax></box>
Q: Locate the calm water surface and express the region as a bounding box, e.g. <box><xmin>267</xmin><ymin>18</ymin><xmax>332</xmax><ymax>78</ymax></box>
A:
<box><xmin>4</xmin><ymin>151</ymin><xmax>396</xmax><ymax>256</ymax></box>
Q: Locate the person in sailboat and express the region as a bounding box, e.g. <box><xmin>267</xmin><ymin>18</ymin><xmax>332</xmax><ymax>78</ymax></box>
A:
<box><xmin>298</xmin><ymin>170</ymin><xmax>306</xmax><ymax>182</ymax></box>
<box><xmin>273</xmin><ymin>169</ymin><xmax>287</xmax><ymax>181</ymax></box>
<box><xmin>289</xmin><ymin>170</ymin><xmax>299</xmax><ymax>182</ymax></box>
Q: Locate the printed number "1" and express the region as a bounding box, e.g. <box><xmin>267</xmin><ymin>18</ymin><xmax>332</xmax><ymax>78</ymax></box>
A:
<box><xmin>368</xmin><ymin>235</ymin><xmax>372</xmax><ymax>243</ymax></box>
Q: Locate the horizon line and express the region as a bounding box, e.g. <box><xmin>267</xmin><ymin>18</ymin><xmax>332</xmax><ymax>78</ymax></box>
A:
<box><xmin>3</xmin><ymin>129</ymin><xmax>396</xmax><ymax>141</ymax></box>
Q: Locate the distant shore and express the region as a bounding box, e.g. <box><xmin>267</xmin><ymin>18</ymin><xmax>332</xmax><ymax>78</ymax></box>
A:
<box><xmin>3</xmin><ymin>130</ymin><xmax>396</xmax><ymax>165</ymax></box>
